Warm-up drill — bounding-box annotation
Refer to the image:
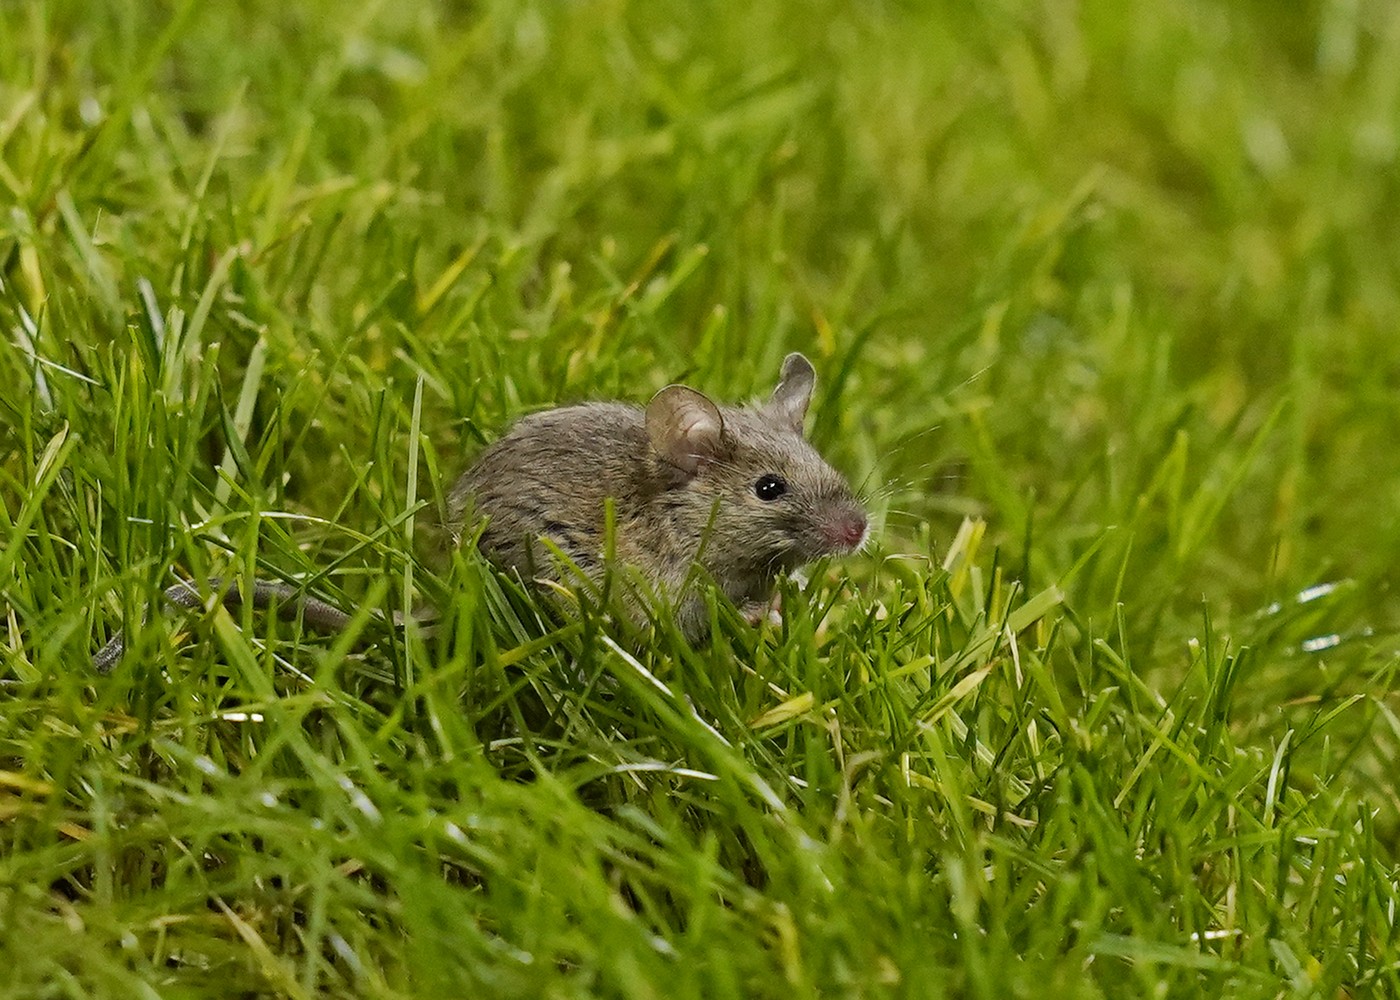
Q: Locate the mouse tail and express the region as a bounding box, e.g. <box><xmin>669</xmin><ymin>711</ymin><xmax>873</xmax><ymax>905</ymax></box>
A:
<box><xmin>92</xmin><ymin>577</ymin><xmax>356</xmax><ymax>673</ymax></box>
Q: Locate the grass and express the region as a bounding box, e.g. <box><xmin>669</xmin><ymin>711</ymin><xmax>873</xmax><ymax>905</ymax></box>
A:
<box><xmin>3</xmin><ymin>0</ymin><xmax>1400</xmax><ymax>996</ymax></box>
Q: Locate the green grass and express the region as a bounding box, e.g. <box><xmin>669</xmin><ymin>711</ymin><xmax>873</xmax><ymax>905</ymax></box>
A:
<box><xmin>4</xmin><ymin>0</ymin><xmax>1400</xmax><ymax>996</ymax></box>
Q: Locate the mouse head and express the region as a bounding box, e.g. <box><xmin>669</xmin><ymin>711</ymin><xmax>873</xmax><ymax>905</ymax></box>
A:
<box><xmin>645</xmin><ymin>353</ymin><xmax>869</xmax><ymax>576</ymax></box>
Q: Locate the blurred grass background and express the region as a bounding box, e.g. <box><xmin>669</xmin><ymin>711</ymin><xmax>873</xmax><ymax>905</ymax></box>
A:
<box><xmin>3</xmin><ymin>0</ymin><xmax>1400</xmax><ymax>996</ymax></box>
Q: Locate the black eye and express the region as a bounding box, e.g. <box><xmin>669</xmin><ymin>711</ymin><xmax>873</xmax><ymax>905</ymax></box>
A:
<box><xmin>754</xmin><ymin>474</ymin><xmax>787</xmax><ymax>501</ymax></box>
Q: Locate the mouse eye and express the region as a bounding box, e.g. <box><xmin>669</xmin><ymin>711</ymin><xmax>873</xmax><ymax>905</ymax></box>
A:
<box><xmin>754</xmin><ymin>474</ymin><xmax>788</xmax><ymax>502</ymax></box>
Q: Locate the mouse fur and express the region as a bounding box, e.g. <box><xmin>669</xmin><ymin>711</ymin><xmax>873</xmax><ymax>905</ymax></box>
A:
<box><xmin>447</xmin><ymin>353</ymin><xmax>868</xmax><ymax>639</ymax></box>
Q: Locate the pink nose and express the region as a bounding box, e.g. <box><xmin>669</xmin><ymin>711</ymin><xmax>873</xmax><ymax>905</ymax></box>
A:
<box><xmin>824</xmin><ymin>511</ymin><xmax>868</xmax><ymax>552</ymax></box>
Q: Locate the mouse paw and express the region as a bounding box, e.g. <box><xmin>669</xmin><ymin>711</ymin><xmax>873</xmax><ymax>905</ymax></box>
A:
<box><xmin>741</xmin><ymin>594</ymin><xmax>782</xmax><ymax>629</ymax></box>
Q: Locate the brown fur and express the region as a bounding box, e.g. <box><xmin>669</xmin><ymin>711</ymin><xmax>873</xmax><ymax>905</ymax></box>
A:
<box><xmin>447</xmin><ymin>355</ymin><xmax>867</xmax><ymax>638</ymax></box>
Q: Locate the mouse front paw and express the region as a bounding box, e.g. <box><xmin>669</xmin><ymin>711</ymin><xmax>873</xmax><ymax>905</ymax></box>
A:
<box><xmin>741</xmin><ymin>593</ymin><xmax>782</xmax><ymax>629</ymax></box>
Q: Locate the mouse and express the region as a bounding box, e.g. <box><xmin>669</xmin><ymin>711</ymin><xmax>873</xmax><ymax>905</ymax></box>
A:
<box><xmin>447</xmin><ymin>351</ymin><xmax>868</xmax><ymax>639</ymax></box>
<box><xmin>93</xmin><ymin>352</ymin><xmax>868</xmax><ymax>670</ymax></box>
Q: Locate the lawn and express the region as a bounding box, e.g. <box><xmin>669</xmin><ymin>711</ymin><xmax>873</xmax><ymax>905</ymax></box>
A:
<box><xmin>3</xmin><ymin>1</ymin><xmax>1400</xmax><ymax>996</ymax></box>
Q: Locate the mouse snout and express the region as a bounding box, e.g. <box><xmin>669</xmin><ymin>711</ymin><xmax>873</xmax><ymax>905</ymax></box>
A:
<box><xmin>820</xmin><ymin>506</ymin><xmax>869</xmax><ymax>554</ymax></box>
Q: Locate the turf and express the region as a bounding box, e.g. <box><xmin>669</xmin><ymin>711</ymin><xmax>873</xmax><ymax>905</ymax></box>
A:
<box><xmin>3</xmin><ymin>1</ymin><xmax>1400</xmax><ymax>996</ymax></box>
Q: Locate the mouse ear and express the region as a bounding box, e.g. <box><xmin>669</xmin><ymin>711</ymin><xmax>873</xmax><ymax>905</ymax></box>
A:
<box><xmin>647</xmin><ymin>385</ymin><xmax>727</xmax><ymax>476</ymax></box>
<box><xmin>767</xmin><ymin>352</ymin><xmax>816</xmax><ymax>435</ymax></box>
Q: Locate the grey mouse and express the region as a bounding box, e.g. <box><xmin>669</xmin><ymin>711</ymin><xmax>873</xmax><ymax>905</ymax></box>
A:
<box><xmin>93</xmin><ymin>353</ymin><xmax>867</xmax><ymax>669</ymax></box>
<box><xmin>448</xmin><ymin>352</ymin><xmax>867</xmax><ymax>639</ymax></box>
